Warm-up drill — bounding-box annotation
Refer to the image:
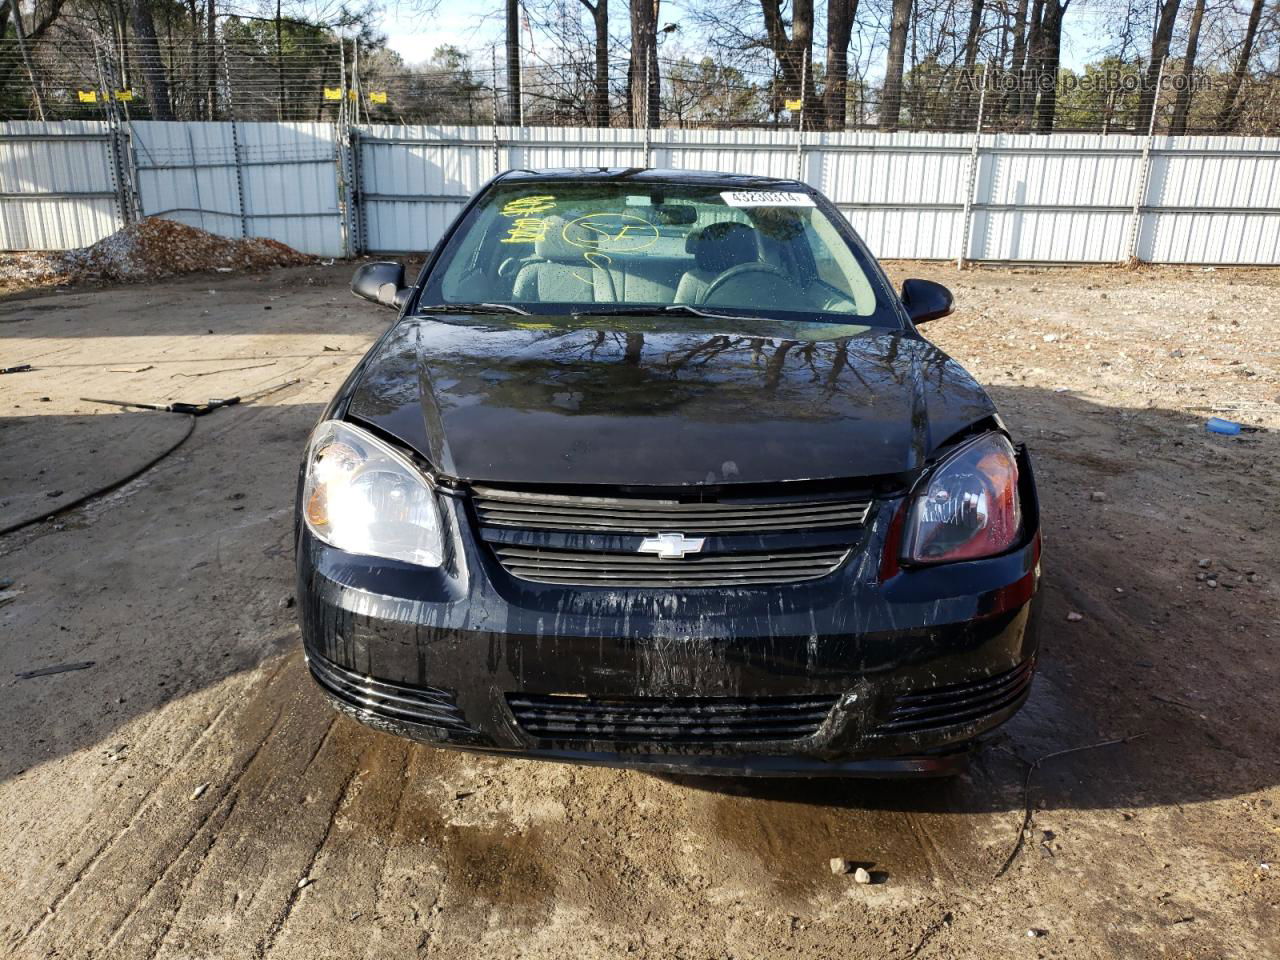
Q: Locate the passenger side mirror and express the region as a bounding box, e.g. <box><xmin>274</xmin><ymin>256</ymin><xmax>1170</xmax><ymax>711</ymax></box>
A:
<box><xmin>900</xmin><ymin>278</ymin><xmax>954</xmax><ymax>324</ymax></box>
<box><xmin>352</xmin><ymin>261</ymin><xmax>409</xmax><ymax>310</ymax></box>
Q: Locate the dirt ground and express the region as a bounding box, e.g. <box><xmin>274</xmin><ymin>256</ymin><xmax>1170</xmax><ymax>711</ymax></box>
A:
<box><xmin>0</xmin><ymin>259</ymin><xmax>1277</xmax><ymax>960</ymax></box>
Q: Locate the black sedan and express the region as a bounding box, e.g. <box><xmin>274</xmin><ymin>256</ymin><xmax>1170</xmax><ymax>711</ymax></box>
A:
<box><xmin>296</xmin><ymin>167</ymin><xmax>1041</xmax><ymax>777</ymax></box>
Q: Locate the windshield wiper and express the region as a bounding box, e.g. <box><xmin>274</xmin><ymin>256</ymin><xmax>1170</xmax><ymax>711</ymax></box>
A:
<box><xmin>571</xmin><ymin>304</ymin><xmax>770</xmax><ymax>323</ymax></box>
<box><xmin>416</xmin><ymin>302</ymin><xmax>531</xmax><ymax>316</ymax></box>
<box><xmin>663</xmin><ymin>303</ymin><xmax>775</xmax><ymax>323</ymax></box>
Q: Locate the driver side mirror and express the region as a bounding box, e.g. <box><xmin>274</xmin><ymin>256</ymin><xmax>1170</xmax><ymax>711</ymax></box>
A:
<box><xmin>352</xmin><ymin>261</ymin><xmax>409</xmax><ymax>310</ymax></box>
<box><xmin>901</xmin><ymin>278</ymin><xmax>954</xmax><ymax>324</ymax></box>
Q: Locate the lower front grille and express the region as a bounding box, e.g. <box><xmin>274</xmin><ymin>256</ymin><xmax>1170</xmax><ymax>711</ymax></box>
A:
<box><xmin>875</xmin><ymin>658</ymin><xmax>1035</xmax><ymax>735</ymax></box>
<box><xmin>491</xmin><ymin>544</ymin><xmax>850</xmax><ymax>587</ymax></box>
<box><xmin>506</xmin><ymin>692</ymin><xmax>838</xmax><ymax>744</ymax></box>
<box><xmin>308</xmin><ymin>653</ymin><xmax>473</xmax><ymax>733</ymax></box>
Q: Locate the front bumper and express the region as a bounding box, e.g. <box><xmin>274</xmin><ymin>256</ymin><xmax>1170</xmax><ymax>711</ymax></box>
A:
<box><xmin>296</xmin><ymin>457</ymin><xmax>1043</xmax><ymax>778</ymax></box>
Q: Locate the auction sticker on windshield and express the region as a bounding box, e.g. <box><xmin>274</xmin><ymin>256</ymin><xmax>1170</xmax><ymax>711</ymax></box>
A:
<box><xmin>720</xmin><ymin>190</ymin><xmax>816</xmax><ymax>207</ymax></box>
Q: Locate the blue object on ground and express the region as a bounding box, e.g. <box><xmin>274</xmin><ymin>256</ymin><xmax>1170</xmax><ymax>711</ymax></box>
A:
<box><xmin>1206</xmin><ymin>417</ymin><xmax>1242</xmax><ymax>435</ymax></box>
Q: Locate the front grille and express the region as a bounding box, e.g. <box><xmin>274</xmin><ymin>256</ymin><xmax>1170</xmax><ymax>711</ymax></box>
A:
<box><xmin>308</xmin><ymin>653</ymin><xmax>473</xmax><ymax>733</ymax></box>
<box><xmin>507</xmin><ymin>692</ymin><xmax>838</xmax><ymax>744</ymax></box>
<box><xmin>472</xmin><ymin>484</ymin><xmax>871</xmax><ymax>588</ymax></box>
<box><xmin>874</xmin><ymin>658</ymin><xmax>1035</xmax><ymax>735</ymax></box>
<box><xmin>472</xmin><ymin>486</ymin><xmax>872</xmax><ymax>534</ymax></box>
<box><xmin>491</xmin><ymin>544</ymin><xmax>849</xmax><ymax>587</ymax></box>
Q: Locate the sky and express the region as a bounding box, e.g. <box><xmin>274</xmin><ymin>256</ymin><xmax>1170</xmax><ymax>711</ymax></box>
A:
<box><xmin>378</xmin><ymin>1</ymin><xmax>1119</xmax><ymax>75</ymax></box>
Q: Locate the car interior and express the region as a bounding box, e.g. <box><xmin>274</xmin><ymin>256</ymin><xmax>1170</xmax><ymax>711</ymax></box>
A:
<box><xmin>443</xmin><ymin>192</ymin><xmax>879</xmax><ymax>316</ymax></box>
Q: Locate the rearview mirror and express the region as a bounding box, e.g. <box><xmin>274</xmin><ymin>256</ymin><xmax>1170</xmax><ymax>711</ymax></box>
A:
<box><xmin>352</xmin><ymin>261</ymin><xmax>409</xmax><ymax>310</ymax></box>
<box><xmin>901</xmin><ymin>278</ymin><xmax>954</xmax><ymax>324</ymax></box>
<box><xmin>653</xmin><ymin>204</ymin><xmax>698</xmax><ymax>225</ymax></box>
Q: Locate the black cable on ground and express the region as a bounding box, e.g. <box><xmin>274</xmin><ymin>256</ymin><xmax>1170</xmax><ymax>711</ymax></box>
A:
<box><xmin>0</xmin><ymin>413</ymin><xmax>197</xmax><ymax>539</ymax></box>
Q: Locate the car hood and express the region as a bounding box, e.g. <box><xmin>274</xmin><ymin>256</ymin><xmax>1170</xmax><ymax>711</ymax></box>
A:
<box><xmin>346</xmin><ymin>313</ymin><xmax>996</xmax><ymax>487</ymax></box>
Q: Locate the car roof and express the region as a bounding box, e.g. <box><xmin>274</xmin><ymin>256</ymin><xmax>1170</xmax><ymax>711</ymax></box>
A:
<box><xmin>495</xmin><ymin>167</ymin><xmax>810</xmax><ymax>191</ymax></box>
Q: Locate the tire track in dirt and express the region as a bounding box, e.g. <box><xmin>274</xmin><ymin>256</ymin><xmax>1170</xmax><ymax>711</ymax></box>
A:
<box><xmin>255</xmin><ymin>755</ymin><xmax>359</xmax><ymax>958</ymax></box>
<box><xmin>12</xmin><ymin>662</ymin><xmax>280</xmax><ymax>950</ymax></box>
<box><xmin>139</xmin><ymin>658</ymin><xmax>361</xmax><ymax>960</ymax></box>
<box><xmin>264</xmin><ymin>737</ymin><xmax>422</xmax><ymax>959</ymax></box>
<box><xmin>124</xmin><ymin>793</ymin><xmax>242</xmax><ymax>959</ymax></box>
<box><xmin>13</xmin><ymin>657</ymin><xmax>296</xmax><ymax>958</ymax></box>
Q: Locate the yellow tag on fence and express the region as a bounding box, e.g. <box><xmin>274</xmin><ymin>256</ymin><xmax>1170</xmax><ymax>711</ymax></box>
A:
<box><xmin>368</xmin><ymin>91</ymin><xmax>387</xmax><ymax>104</ymax></box>
<box><xmin>113</xmin><ymin>90</ymin><xmax>134</xmax><ymax>102</ymax></box>
<box><xmin>77</xmin><ymin>90</ymin><xmax>98</xmax><ymax>103</ymax></box>
<box><xmin>323</xmin><ymin>87</ymin><xmax>342</xmax><ymax>101</ymax></box>
<box><xmin>784</xmin><ymin>98</ymin><xmax>802</xmax><ymax>110</ymax></box>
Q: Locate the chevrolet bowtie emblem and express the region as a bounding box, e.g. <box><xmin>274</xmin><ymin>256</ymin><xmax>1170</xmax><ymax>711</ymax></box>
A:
<box><xmin>638</xmin><ymin>532</ymin><xmax>706</xmax><ymax>559</ymax></box>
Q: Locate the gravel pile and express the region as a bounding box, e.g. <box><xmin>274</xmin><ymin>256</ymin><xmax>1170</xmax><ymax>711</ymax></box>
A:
<box><xmin>0</xmin><ymin>218</ymin><xmax>312</xmax><ymax>289</ymax></box>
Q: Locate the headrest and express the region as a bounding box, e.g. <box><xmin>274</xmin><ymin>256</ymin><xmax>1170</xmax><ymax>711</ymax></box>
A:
<box><xmin>687</xmin><ymin>221</ymin><xmax>759</xmax><ymax>273</ymax></box>
<box><xmin>532</xmin><ymin>216</ymin><xmax>581</xmax><ymax>260</ymax></box>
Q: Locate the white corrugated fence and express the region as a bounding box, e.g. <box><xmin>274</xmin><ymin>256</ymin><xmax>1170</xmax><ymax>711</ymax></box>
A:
<box><xmin>2</xmin><ymin>121</ymin><xmax>1279</xmax><ymax>265</ymax></box>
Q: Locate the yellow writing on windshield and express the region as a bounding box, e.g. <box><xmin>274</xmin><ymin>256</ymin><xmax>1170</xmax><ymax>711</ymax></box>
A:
<box><xmin>563</xmin><ymin>213</ymin><xmax>658</xmax><ymax>253</ymax></box>
<box><xmin>571</xmin><ymin>251</ymin><xmax>614</xmax><ymax>286</ymax></box>
<box><xmin>501</xmin><ymin>195</ymin><xmax>557</xmax><ymax>217</ymax></box>
<box><xmin>499</xmin><ymin>217</ymin><xmax>551</xmax><ymax>244</ymax></box>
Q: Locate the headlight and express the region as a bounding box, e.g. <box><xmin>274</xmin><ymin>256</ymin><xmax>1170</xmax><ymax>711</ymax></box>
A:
<box><xmin>302</xmin><ymin>420</ymin><xmax>445</xmax><ymax>567</ymax></box>
<box><xmin>903</xmin><ymin>432</ymin><xmax>1022</xmax><ymax>564</ymax></box>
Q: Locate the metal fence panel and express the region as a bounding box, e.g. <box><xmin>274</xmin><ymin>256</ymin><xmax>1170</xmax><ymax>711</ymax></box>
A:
<box><xmin>130</xmin><ymin>121</ymin><xmax>344</xmax><ymax>257</ymax></box>
<box><xmin>0</xmin><ymin>121</ymin><xmax>123</xmax><ymax>250</ymax></box>
<box><xmin>130</xmin><ymin>121</ymin><xmax>243</xmax><ymax>241</ymax></box>
<box><xmin>356</xmin><ymin>124</ymin><xmax>496</xmax><ymax>253</ymax></box>
<box><xmin>965</xmin><ymin>134</ymin><xmax>1142</xmax><ymax>262</ymax></box>
<box><xmin>846</xmin><ymin>207</ymin><xmax>964</xmax><ymax>260</ymax></box>
<box><xmin>512</xmin><ymin>125</ymin><xmax>648</xmax><ymax>170</ymax></box>
<box><xmin>816</xmin><ymin>132</ymin><xmax>969</xmax><ymax>259</ymax></box>
<box><xmin>4</xmin><ymin>121</ymin><xmax>1280</xmax><ymax>265</ymax></box>
<box><xmin>1140</xmin><ymin>136</ymin><xmax>1280</xmax><ymax>264</ymax></box>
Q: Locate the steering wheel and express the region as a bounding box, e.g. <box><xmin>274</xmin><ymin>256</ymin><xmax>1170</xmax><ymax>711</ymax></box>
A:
<box><xmin>701</xmin><ymin>262</ymin><xmax>802</xmax><ymax>306</ymax></box>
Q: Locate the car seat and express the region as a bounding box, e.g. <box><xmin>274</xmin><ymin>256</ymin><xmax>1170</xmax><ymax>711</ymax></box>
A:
<box><xmin>512</xmin><ymin>217</ymin><xmax>617</xmax><ymax>303</ymax></box>
<box><xmin>673</xmin><ymin>222</ymin><xmax>762</xmax><ymax>304</ymax></box>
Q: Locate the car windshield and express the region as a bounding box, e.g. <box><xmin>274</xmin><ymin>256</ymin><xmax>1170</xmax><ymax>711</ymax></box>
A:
<box><xmin>423</xmin><ymin>180</ymin><xmax>900</xmax><ymax>326</ymax></box>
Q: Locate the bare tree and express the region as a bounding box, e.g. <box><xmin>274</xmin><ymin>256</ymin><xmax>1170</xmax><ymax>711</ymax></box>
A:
<box><xmin>962</xmin><ymin>0</ymin><xmax>986</xmax><ymax>68</ymax></box>
<box><xmin>760</xmin><ymin>0</ymin><xmax>817</xmax><ymax>120</ymax></box>
<box><xmin>578</xmin><ymin>0</ymin><xmax>610</xmax><ymax>125</ymax></box>
<box><xmin>958</xmin><ymin>0</ymin><xmax>986</xmax><ymax>126</ymax></box>
<box><xmin>629</xmin><ymin>0</ymin><xmax>659</xmax><ymax>126</ymax></box>
<box><xmin>823</xmin><ymin>0</ymin><xmax>858</xmax><ymax>129</ymax></box>
<box><xmin>1019</xmin><ymin>0</ymin><xmax>1045</xmax><ymax>123</ymax></box>
<box><xmin>881</xmin><ymin>0</ymin><xmax>912</xmax><ymax>129</ymax></box>
<box><xmin>1170</xmin><ymin>0</ymin><xmax>1205</xmax><ymax>135</ymax></box>
<box><xmin>507</xmin><ymin>0</ymin><xmax>522</xmax><ymax>121</ymax></box>
<box><xmin>1138</xmin><ymin>0</ymin><xmax>1181</xmax><ymax>127</ymax></box>
<box><xmin>131</xmin><ymin>0</ymin><xmax>174</xmax><ymax>118</ymax></box>
<box><xmin>1032</xmin><ymin>0</ymin><xmax>1070</xmax><ymax>132</ymax></box>
<box><xmin>1216</xmin><ymin>0</ymin><xmax>1266</xmax><ymax>131</ymax></box>
<box><xmin>0</xmin><ymin>0</ymin><xmax>68</xmax><ymax>93</ymax></box>
<box><xmin>1002</xmin><ymin>0</ymin><xmax>1029</xmax><ymax>120</ymax></box>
